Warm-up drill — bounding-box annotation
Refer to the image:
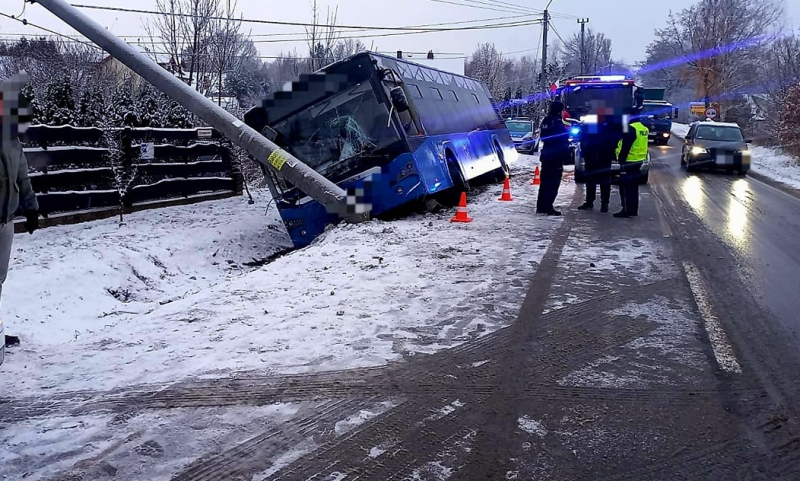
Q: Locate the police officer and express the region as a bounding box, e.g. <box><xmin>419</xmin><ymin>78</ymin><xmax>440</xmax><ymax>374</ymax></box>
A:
<box><xmin>536</xmin><ymin>100</ymin><xmax>569</xmax><ymax>216</ymax></box>
<box><xmin>614</xmin><ymin>108</ymin><xmax>650</xmax><ymax>218</ymax></box>
<box><xmin>577</xmin><ymin>117</ymin><xmax>621</xmax><ymax>213</ymax></box>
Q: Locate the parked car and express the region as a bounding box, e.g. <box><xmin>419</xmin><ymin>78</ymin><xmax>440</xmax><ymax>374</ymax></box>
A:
<box><xmin>504</xmin><ymin>118</ymin><xmax>540</xmax><ymax>154</ymax></box>
<box><xmin>680</xmin><ymin>121</ymin><xmax>751</xmax><ymax>175</ymax></box>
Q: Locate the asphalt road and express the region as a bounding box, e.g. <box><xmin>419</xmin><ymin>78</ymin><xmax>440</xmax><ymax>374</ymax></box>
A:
<box><xmin>650</xmin><ymin>139</ymin><xmax>800</xmax><ymax>339</ymax></box>
<box><xmin>6</xmin><ymin>146</ymin><xmax>800</xmax><ymax>480</ymax></box>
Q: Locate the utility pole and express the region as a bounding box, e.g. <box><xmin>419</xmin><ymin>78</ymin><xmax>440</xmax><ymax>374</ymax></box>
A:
<box><xmin>578</xmin><ymin>18</ymin><xmax>589</xmax><ymax>74</ymax></box>
<box><xmin>33</xmin><ymin>0</ymin><xmax>361</xmax><ymax>221</ymax></box>
<box><xmin>541</xmin><ymin>9</ymin><xmax>549</xmax><ymax>94</ymax></box>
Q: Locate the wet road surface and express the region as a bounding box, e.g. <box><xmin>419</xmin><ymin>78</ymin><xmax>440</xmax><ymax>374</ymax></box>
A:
<box><xmin>649</xmin><ymin>139</ymin><xmax>800</xmax><ymax>339</ymax></box>
<box><xmin>4</xmin><ymin>148</ymin><xmax>800</xmax><ymax>480</ymax></box>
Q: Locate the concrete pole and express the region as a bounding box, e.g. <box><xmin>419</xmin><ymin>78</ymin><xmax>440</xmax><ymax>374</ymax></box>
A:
<box><xmin>34</xmin><ymin>0</ymin><xmax>363</xmax><ymax>220</ymax></box>
<box><xmin>541</xmin><ymin>9</ymin><xmax>549</xmax><ymax>94</ymax></box>
<box><xmin>578</xmin><ymin>18</ymin><xmax>589</xmax><ymax>75</ymax></box>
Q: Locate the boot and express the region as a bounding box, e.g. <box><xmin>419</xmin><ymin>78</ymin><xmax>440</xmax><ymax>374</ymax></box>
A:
<box><xmin>545</xmin><ymin>210</ymin><xmax>562</xmax><ymax>216</ymax></box>
<box><xmin>613</xmin><ymin>210</ymin><xmax>633</xmax><ymax>218</ymax></box>
<box><xmin>600</xmin><ymin>204</ymin><xmax>609</xmax><ymax>213</ymax></box>
<box><xmin>577</xmin><ymin>202</ymin><xmax>593</xmax><ymax>210</ymax></box>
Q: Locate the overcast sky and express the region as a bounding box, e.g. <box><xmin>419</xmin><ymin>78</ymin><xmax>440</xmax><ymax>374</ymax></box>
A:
<box><xmin>1</xmin><ymin>0</ymin><xmax>799</xmax><ymax>64</ymax></box>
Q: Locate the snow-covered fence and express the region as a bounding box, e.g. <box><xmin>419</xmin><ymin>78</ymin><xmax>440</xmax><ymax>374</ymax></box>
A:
<box><xmin>14</xmin><ymin>124</ymin><xmax>243</xmax><ymax>232</ymax></box>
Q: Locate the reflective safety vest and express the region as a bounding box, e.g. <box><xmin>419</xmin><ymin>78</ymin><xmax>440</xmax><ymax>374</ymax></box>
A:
<box><xmin>616</xmin><ymin>122</ymin><xmax>649</xmax><ymax>162</ymax></box>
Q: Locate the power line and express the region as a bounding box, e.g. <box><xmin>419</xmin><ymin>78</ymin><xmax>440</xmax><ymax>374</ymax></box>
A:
<box><xmin>421</xmin><ymin>0</ymin><xmax>537</xmax><ymax>15</ymax></box>
<box><xmin>0</xmin><ymin>18</ymin><xmax>544</xmax><ymax>47</ymax></box>
<box><xmin>70</xmin><ymin>4</ymin><xmax>537</xmax><ymax>32</ymax></box>
<box><xmin>481</xmin><ymin>0</ymin><xmax>543</xmax><ymax>11</ymax></box>
<box><xmin>0</xmin><ymin>13</ymin><xmax>529</xmax><ymax>40</ymax></box>
<box><xmin>0</xmin><ymin>10</ymin><xmax>101</xmax><ymax>49</ymax></box>
<box><xmin>549</xmin><ymin>21</ymin><xmax>567</xmax><ymax>46</ymax></box>
<box><xmin>240</xmin><ymin>19</ymin><xmax>545</xmax><ymax>44</ymax></box>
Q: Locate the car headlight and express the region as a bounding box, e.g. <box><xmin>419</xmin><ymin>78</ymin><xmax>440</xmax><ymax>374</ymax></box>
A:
<box><xmin>690</xmin><ymin>146</ymin><xmax>707</xmax><ymax>155</ymax></box>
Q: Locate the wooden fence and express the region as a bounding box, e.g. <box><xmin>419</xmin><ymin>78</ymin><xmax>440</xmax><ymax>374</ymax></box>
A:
<box><xmin>14</xmin><ymin>124</ymin><xmax>243</xmax><ymax>233</ymax></box>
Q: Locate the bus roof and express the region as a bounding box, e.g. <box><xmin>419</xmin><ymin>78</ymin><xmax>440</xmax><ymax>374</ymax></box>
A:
<box><xmin>323</xmin><ymin>51</ymin><xmax>477</xmax><ymax>84</ymax></box>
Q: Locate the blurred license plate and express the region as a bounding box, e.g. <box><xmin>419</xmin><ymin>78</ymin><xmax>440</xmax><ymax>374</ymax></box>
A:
<box><xmin>717</xmin><ymin>153</ymin><xmax>733</xmax><ymax>164</ymax></box>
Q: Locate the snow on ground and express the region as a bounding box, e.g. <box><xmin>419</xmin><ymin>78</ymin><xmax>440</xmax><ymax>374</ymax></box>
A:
<box><xmin>671</xmin><ymin>122</ymin><xmax>690</xmax><ymax>139</ymax></box>
<box><xmin>333</xmin><ymin>400</ymin><xmax>398</xmax><ymax>435</ymax></box>
<box><xmin>671</xmin><ymin>122</ymin><xmax>800</xmax><ymax>191</ymax></box>
<box><xmin>0</xmin><ymin>402</ymin><xmax>302</xmax><ymax>481</ymax></box>
<box><xmin>3</xmin><ymin>194</ymin><xmax>291</xmax><ymax>346</ymax></box>
<box><xmin>2</xmin><ymin>153</ymin><xmax>575</xmax><ymax>396</ymax></box>
<box><xmin>749</xmin><ymin>145</ymin><xmax>800</xmax><ymax>190</ymax></box>
<box><xmin>517</xmin><ymin>416</ymin><xmax>547</xmax><ymax>438</ymax></box>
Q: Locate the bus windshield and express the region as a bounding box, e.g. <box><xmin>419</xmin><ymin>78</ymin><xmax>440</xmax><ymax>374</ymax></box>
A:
<box><xmin>273</xmin><ymin>82</ymin><xmax>401</xmax><ymax>174</ymax></box>
<box><xmin>564</xmin><ymin>85</ymin><xmax>633</xmax><ymax>115</ymax></box>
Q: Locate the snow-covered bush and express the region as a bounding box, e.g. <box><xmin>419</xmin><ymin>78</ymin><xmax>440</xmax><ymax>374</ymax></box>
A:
<box><xmin>778</xmin><ymin>82</ymin><xmax>800</xmax><ymax>159</ymax></box>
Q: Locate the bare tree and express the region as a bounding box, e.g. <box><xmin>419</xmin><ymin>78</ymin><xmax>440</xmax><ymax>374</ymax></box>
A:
<box><xmin>180</xmin><ymin>0</ymin><xmax>219</xmax><ymax>90</ymax></box>
<box><xmin>143</xmin><ymin>0</ymin><xmax>186</xmax><ymax>74</ymax></box>
<box><xmin>305</xmin><ymin>0</ymin><xmax>340</xmax><ymax>71</ymax></box>
<box><xmin>654</xmin><ymin>0</ymin><xmax>784</xmax><ymax>119</ymax></box>
<box><xmin>331</xmin><ymin>38</ymin><xmax>368</xmax><ymax>63</ymax></box>
<box><xmin>145</xmin><ymin>0</ymin><xmax>219</xmax><ymax>90</ymax></box>
<box><xmin>466</xmin><ymin>43</ymin><xmax>506</xmax><ymax>100</ymax></box>
<box><xmin>207</xmin><ymin>0</ymin><xmax>247</xmax><ymax>106</ymax></box>
<box><xmin>563</xmin><ymin>28</ymin><xmax>613</xmax><ymax>75</ymax></box>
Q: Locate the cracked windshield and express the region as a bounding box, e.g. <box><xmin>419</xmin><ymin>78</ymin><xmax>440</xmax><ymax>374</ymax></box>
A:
<box><xmin>3</xmin><ymin>0</ymin><xmax>800</xmax><ymax>480</ymax></box>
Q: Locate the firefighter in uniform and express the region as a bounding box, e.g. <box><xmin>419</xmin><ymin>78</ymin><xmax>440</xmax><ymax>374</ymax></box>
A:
<box><xmin>536</xmin><ymin>100</ymin><xmax>569</xmax><ymax>216</ymax></box>
<box><xmin>614</xmin><ymin>109</ymin><xmax>650</xmax><ymax>218</ymax></box>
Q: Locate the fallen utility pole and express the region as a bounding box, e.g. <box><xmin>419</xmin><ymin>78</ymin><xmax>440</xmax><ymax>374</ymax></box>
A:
<box><xmin>33</xmin><ymin>0</ymin><xmax>364</xmax><ymax>221</ymax></box>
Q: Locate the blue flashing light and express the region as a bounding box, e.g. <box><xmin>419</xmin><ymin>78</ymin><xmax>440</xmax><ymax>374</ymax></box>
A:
<box><xmin>570</xmin><ymin>127</ymin><xmax>581</xmax><ymax>135</ymax></box>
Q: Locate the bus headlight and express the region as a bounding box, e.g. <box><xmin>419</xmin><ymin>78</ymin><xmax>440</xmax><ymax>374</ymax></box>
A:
<box><xmin>690</xmin><ymin>146</ymin><xmax>707</xmax><ymax>156</ymax></box>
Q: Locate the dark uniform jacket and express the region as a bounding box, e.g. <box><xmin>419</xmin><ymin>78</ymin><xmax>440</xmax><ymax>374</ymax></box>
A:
<box><xmin>540</xmin><ymin>114</ymin><xmax>570</xmax><ymax>153</ymax></box>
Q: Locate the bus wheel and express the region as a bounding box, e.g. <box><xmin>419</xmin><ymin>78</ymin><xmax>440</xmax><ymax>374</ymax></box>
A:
<box><xmin>444</xmin><ymin>151</ymin><xmax>469</xmax><ymax>206</ymax></box>
<box><xmin>492</xmin><ymin>143</ymin><xmax>510</xmax><ymax>182</ymax></box>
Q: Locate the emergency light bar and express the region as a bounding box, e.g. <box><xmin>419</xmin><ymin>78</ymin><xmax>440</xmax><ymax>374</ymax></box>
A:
<box><xmin>563</xmin><ymin>75</ymin><xmax>634</xmax><ymax>88</ymax></box>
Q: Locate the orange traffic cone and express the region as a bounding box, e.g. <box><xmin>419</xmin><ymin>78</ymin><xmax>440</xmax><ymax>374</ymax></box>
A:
<box><xmin>450</xmin><ymin>192</ymin><xmax>473</xmax><ymax>223</ymax></box>
<box><xmin>498</xmin><ymin>177</ymin><xmax>514</xmax><ymax>202</ymax></box>
<box><xmin>531</xmin><ymin>165</ymin><xmax>541</xmax><ymax>185</ymax></box>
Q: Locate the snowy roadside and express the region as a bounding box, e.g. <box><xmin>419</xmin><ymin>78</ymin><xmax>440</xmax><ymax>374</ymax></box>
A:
<box><xmin>671</xmin><ymin>122</ymin><xmax>800</xmax><ymax>191</ymax></box>
<box><xmin>2</xmin><ymin>154</ymin><xmax>575</xmax><ymax>396</ymax></box>
<box><xmin>2</xmin><ymin>193</ymin><xmax>292</xmax><ymax>346</ymax></box>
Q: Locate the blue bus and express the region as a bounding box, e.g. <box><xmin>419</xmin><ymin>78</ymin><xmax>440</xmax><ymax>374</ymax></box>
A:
<box><xmin>244</xmin><ymin>52</ymin><xmax>517</xmax><ymax>248</ymax></box>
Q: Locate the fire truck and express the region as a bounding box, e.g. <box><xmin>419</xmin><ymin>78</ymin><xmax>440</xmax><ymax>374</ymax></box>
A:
<box><xmin>555</xmin><ymin>75</ymin><xmax>650</xmax><ymax>185</ymax></box>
